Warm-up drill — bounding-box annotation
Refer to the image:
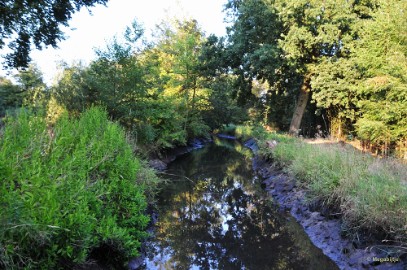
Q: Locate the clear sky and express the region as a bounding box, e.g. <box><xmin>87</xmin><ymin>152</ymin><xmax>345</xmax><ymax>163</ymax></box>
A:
<box><xmin>3</xmin><ymin>0</ymin><xmax>228</xmax><ymax>84</ymax></box>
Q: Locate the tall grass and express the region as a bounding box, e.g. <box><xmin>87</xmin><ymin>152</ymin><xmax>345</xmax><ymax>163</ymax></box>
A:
<box><xmin>0</xmin><ymin>107</ymin><xmax>155</xmax><ymax>269</ymax></box>
<box><xmin>258</xmin><ymin>131</ymin><xmax>407</xmax><ymax>243</ymax></box>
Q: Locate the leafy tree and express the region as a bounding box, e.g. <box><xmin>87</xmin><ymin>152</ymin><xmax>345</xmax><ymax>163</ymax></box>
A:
<box><xmin>52</xmin><ymin>20</ymin><xmax>193</xmax><ymax>149</ymax></box>
<box><xmin>0</xmin><ymin>77</ymin><xmax>21</xmax><ymax>116</ymax></box>
<box><xmin>88</xmin><ymin>23</ymin><xmax>194</xmax><ymax>148</ymax></box>
<box><xmin>223</xmin><ymin>0</ymin><xmax>303</xmax><ymax>130</ymax></box>
<box><xmin>53</xmin><ymin>21</ymin><xmax>145</xmax><ymax>118</ymax></box>
<box><xmin>52</xmin><ymin>62</ymin><xmax>91</xmax><ymax>114</ymax></box>
<box><xmin>197</xmin><ymin>34</ymin><xmax>249</xmax><ymax>128</ymax></box>
<box><xmin>271</xmin><ymin>0</ymin><xmax>373</xmax><ymax>135</ymax></box>
<box><xmin>311</xmin><ymin>56</ymin><xmax>361</xmax><ymax>138</ymax></box>
<box><xmin>0</xmin><ymin>64</ymin><xmax>47</xmax><ymax>115</ymax></box>
<box><xmin>53</xmin><ymin>36</ymin><xmax>153</xmax><ymax>142</ymax></box>
<box><xmin>1</xmin><ymin>0</ymin><xmax>108</xmax><ymax>68</ymax></box>
<box><xmin>90</xmin><ymin>40</ymin><xmax>144</xmax><ymax>120</ymax></box>
<box><xmin>197</xmin><ymin>34</ymin><xmax>228</xmax><ymax>78</ymax></box>
<box><xmin>224</xmin><ymin>0</ymin><xmax>380</xmax><ymax>136</ymax></box>
<box><xmin>15</xmin><ymin>64</ymin><xmax>48</xmax><ymax>110</ymax></box>
<box><xmin>151</xmin><ymin>19</ymin><xmax>210</xmax><ymax>138</ymax></box>
<box><xmin>352</xmin><ymin>0</ymin><xmax>407</xmax><ymax>155</ymax></box>
<box><xmin>201</xmin><ymin>75</ymin><xmax>248</xmax><ymax>129</ymax></box>
<box><xmin>224</xmin><ymin>0</ymin><xmax>284</xmax><ymax>105</ymax></box>
<box><xmin>310</xmin><ymin>0</ymin><xmax>406</xmax><ymax>155</ymax></box>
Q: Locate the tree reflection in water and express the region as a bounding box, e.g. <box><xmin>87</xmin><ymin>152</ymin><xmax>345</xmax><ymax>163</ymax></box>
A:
<box><xmin>144</xmin><ymin>139</ymin><xmax>338</xmax><ymax>270</ymax></box>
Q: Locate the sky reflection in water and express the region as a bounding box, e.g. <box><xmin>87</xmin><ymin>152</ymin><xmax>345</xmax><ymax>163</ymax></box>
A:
<box><xmin>144</xmin><ymin>139</ymin><xmax>338</xmax><ymax>270</ymax></box>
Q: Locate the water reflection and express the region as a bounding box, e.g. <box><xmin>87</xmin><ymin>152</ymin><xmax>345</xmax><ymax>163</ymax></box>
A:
<box><xmin>144</xmin><ymin>140</ymin><xmax>338</xmax><ymax>270</ymax></box>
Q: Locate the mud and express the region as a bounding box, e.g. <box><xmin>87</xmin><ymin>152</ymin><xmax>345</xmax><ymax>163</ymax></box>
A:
<box><xmin>252</xmin><ymin>155</ymin><xmax>406</xmax><ymax>270</ymax></box>
<box><xmin>148</xmin><ymin>137</ymin><xmax>212</xmax><ymax>171</ymax></box>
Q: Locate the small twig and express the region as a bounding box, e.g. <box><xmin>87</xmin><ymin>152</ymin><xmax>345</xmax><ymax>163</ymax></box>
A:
<box><xmin>382</xmin><ymin>239</ymin><xmax>407</xmax><ymax>246</ymax></box>
<box><xmin>3</xmin><ymin>223</ymin><xmax>70</xmax><ymax>231</ymax></box>
<box><xmin>157</xmin><ymin>172</ymin><xmax>194</xmax><ymax>183</ymax></box>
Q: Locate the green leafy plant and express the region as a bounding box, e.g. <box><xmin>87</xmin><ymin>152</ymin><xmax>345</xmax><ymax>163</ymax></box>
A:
<box><xmin>0</xmin><ymin>107</ymin><xmax>152</xmax><ymax>269</ymax></box>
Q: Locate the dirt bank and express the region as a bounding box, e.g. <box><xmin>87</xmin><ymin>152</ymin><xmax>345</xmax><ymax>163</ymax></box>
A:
<box><xmin>148</xmin><ymin>137</ymin><xmax>212</xmax><ymax>171</ymax></box>
<box><xmin>251</xmin><ymin>154</ymin><xmax>406</xmax><ymax>270</ymax></box>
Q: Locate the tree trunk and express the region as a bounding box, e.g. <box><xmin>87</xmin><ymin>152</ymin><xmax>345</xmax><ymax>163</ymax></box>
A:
<box><xmin>289</xmin><ymin>76</ymin><xmax>311</xmax><ymax>136</ymax></box>
<box><xmin>191</xmin><ymin>78</ymin><xmax>197</xmax><ymax>112</ymax></box>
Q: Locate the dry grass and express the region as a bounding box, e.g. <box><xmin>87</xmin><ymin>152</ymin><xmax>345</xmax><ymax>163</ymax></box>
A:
<box><xmin>258</xmin><ymin>132</ymin><xmax>407</xmax><ymax>244</ymax></box>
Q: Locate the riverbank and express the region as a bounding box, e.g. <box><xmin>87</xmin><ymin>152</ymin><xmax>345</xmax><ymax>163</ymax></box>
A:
<box><xmin>145</xmin><ymin>128</ymin><xmax>406</xmax><ymax>269</ymax></box>
<box><xmin>244</xmin><ymin>130</ymin><xmax>407</xmax><ymax>269</ymax></box>
<box><xmin>252</xmin><ymin>156</ymin><xmax>405</xmax><ymax>269</ymax></box>
<box><xmin>148</xmin><ymin>137</ymin><xmax>213</xmax><ymax>171</ymax></box>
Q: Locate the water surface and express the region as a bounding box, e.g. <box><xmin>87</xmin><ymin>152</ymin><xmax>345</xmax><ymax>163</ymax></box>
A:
<box><xmin>144</xmin><ymin>138</ymin><xmax>338</xmax><ymax>270</ymax></box>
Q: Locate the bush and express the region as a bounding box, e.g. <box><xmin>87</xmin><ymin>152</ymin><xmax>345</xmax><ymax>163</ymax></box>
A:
<box><xmin>0</xmin><ymin>107</ymin><xmax>150</xmax><ymax>269</ymax></box>
<box><xmin>218</xmin><ymin>124</ymin><xmax>267</xmax><ymax>141</ymax></box>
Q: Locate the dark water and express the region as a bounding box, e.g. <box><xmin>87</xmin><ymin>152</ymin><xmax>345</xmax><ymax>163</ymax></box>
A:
<box><xmin>144</xmin><ymin>138</ymin><xmax>338</xmax><ymax>270</ymax></box>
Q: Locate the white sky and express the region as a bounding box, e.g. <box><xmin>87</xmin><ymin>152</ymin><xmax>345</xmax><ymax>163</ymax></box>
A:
<box><xmin>2</xmin><ymin>0</ymin><xmax>228</xmax><ymax>85</ymax></box>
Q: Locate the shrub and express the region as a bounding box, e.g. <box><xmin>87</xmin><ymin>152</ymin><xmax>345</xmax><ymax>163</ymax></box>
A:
<box><xmin>0</xmin><ymin>107</ymin><xmax>150</xmax><ymax>269</ymax></box>
<box><xmin>219</xmin><ymin>123</ymin><xmax>237</xmax><ymax>136</ymax></box>
<box><xmin>232</xmin><ymin>124</ymin><xmax>267</xmax><ymax>141</ymax></box>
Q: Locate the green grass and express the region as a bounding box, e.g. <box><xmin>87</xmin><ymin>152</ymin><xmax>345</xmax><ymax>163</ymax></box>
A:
<box><xmin>257</xmin><ymin>130</ymin><xmax>407</xmax><ymax>244</ymax></box>
<box><xmin>217</xmin><ymin>124</ymin><xmax>266</xmax><ymax>142</ymax></box>
<box><xmin>0</xmin><ymin>107</ymin><xmax>157</xmax><ymax>269</ymax></box>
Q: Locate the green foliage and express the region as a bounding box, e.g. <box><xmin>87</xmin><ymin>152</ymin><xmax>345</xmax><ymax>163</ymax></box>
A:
<box><xmin>219</xmin><ymin>123</ymin><xmax>237</xmax><ymax>136</ymax></box>
<box><xmin>0</xmin><ymin>107</ymin><xmax>150</xmax><ymax>269</ymax></box>
<box><xmin>200</xmin><ymin>75</ymin><xmax>249</xmax><ymax>129</ymax></box>
<box><xmin>225</xmin><ymin>0</ymin><xmax>347</xmax><ymax>132</ymax></box>
<box><xmin>310</xmin><ymin>0</ymin><xmax>406</xmax><ymax>150</ymax></box>
<box><xmin>52</xmin><ymin>63</ymin><xmax>91</xmax><ymax>115</ymax></box>
<box><xmin>134</xmin><ymin>99</ymin><xmax>188</xmax><ymax>149</ymax></box>
<box><xmin>258</xmin><ymin>132</ymin><xmax>407</xmax><ymax>242</ymax></box>
<box><xmin>151</xmin><ymin>19</ymin><xmax>211</xmax><ymax>139</ymax></box>
<box><xmin>220</xmin><ymin>124</ymin><xmax>267</xmax><ymax>142</ymax></box>
<box><xmin>234</xmin><ymin>125</ymin><xmax>256</xmax><ymax>142</ymax></box>
<box><xmin>0</xmin><ymin>77</ymin><xmax>22</xmax><ymax>116</ymax></box>
<box><xmin>1</xmin><ymin>0</ymin><xmax>108</xmax><ymax>68</ymax></box>
<box><xmin>225</xmin><ymin>0</ymin><xmax>405</xmax><ymax>155</ymax></box>
<box><xmin>53</xmin><ymin>19</ymin><xmax>216</xmax><ymax>151</ymax></box>
<box><xmin>0</xmin><ymin>65</ymin><xmax>48</xmax><ymax>116</ymax></box>
<box><xmin>258</xmin><ymin>132</ymin><xmax>299</xmax><ymax>167</ymax></box>
<box><xmin>312</xmin><ymin>58</ymin><xmax>360</xmax><ymax>122</ymax></box>
<box><xmin>355</xmin><ymin>118</ymin><xmax>391</xmax><ymax>145</ymax></box>
<box><xmin>15</xmin><ymin>64</ymin><xmax>49</xmax><ymax>111</ymax></box>
<box><xmin>352</xmin><ymin>0</ymin><xmax>407</xmax><ymax>154</ymax></box>
<box><xmin>225</xmin><ymin>0</ymin><xmax>286</xmax><ymax>105</ymax></box>
<box><xmin>197</xmin><ymin>35</ymin><xmax>249</xmax><ymax>128</ymax></box>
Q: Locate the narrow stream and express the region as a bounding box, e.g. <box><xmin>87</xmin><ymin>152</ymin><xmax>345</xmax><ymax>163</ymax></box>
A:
<box><xmin>143</xmin><ymin>138</ymin><xmax>338</xmax><ymax>269</ymax></box>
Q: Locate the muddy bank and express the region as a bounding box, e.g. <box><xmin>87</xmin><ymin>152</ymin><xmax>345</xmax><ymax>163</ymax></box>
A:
<box><xmin>148</xmin><ymin>137</ymin><xmax>212</xmax><ymax>171</ymax></box>
<box><xmin>252</xmin><ymin>155</ymin><xmax>406</xmax><ymax>270</ymax></box>
<box><xmin>148</xmin><ymin>134</ymin><xmax>243</xmax><ymax>171</ymax></box>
